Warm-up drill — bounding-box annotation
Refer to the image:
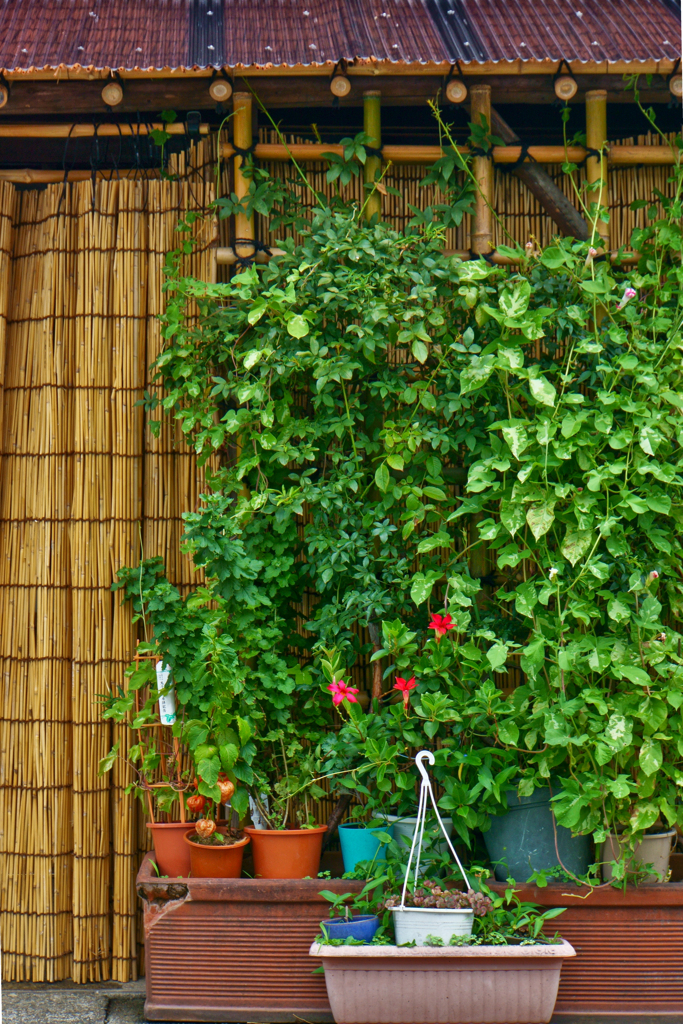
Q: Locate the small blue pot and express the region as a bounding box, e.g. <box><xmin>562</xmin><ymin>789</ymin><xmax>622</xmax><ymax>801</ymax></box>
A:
<box><xmin>320</xmin><ymin>915</ymin><xmax>380</xmax><ymax>942</ymax></box>
<box><xmin>338</xmin><ymin>823</ymin><xmax>387</xmax><ymax>873</ymax></box>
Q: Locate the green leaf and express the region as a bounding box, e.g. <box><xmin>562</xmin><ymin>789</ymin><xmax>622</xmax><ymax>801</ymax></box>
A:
<box><xmin>561</xmin><ymin>528</ymin><xmax>592</xmax><ymax>566</ymax></box>
<box><xmin>375</xmin><ymin>462</ymin><xmax>390</xmax><ymax>492</ymax></box>
<box><xmin>387</xmin><ymin>454</ymin><xmax>404</xmax><ymax>471</ymax></box>
<box><xmin>230</xmin><ymin>787</ymin><xmax>250</xmax><ymax>818</ymax></box>
<box><xmin>607</xmin><ymin>595</ymin><xmax>631</xmax><ymax>623</ymax></box>
<box><xmin>501</xmin><ymin>424</ymin><xmax>529</xmax><ymax>459</ymax></box>
<box><xmin>98</xmin><ymin>741</ymin><xmax>120</xmax><ymax>777</ymax></box>
<box><xmin>219</xmin><ymin>743</ymin><xmax>239</xmax><ymax>772</ymax></box>
<box><xmin>499</xmin><ymin>280</ymin><xmax>531</xmax><ymax>318</ymax></box>
<box><xmin>412</xmin><ymin>340</ymin><xmax>429</xmax><ymax>364</ymax></box>
<box><xmin>237</xmin><ymin>717</ymin><xmax>252</xmax><ymax>745</ymax></box>
<box><xmin>529</xmin><ymin>376</ymin><xmax>557</xmax><ymax>407</ymax></box>
<box><xmin>417</xmin><ymin>532</ymin><xmax>452</xmax><ymax>554</ymax></box>
<box><xmin>486</xmin><ymin>643</ymin><xmax>509</xmax><ymax>671</ymax></box>
<box><xmin>500</xmin><ymin>500</ymin><xmax>526</xmax><ymax>538</ymax></box>
<box><xmin>603</xmin><ymin>713</ymin><xmax>633</xmax><ymax>751</ymax></box>
<box><xmin>411</xmin><ymin>574</ymin><xmax>436</xmax><ymax>606</ymax></box>
<box><xmin>498</xmin><ymin>720</ymin><xmax>519</xmax><ymax>746</ymax></box>
<box><xmin>197</xmin><ymin>755</ymin><xmax>221</xmax><ymax>788</ymax></box>
<box><xmin>287</xmin><ymin>314</ymin><xmax>309</xmax><ymax>338</ymax></box>
<box><xmin>515</xmin><ymin>582</ymin><xmax>538</xmax><ymax>618</ymax></box>
<box><xmin>460</xmin><ymin>356</ymin><xmax>494</xmax><ymax>395</ymax></box>
<box><xmin>243</xmin><ymin>348</ymin><xmax>262</xmax><ymax>370</ymax></box>
<box><xmin>526</xmin><ymin>502</ymin><xmax>555</xmax><ymax>540</ymax></box>
<box><xmin>639</xmin><ymin>739</ymin><xmax>663</xmax><ymax>777</ymax></box>
<box><xmin>619</xmin><ymin>664</ymin><xmax>651</xmax><ymax>686</ymax></box>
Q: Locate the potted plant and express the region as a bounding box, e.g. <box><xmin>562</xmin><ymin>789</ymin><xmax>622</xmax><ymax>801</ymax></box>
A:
<box><xmin>318</xmin><ymin>878</ymin><xmax>386</xmax><ymax>942</ymax></box>
<box><xmin>183</xmin><ymin>817</ymin><xmax>250</xmax><ymax>878</ymax></box>
<box><xmin>385</xmin><ymin>879</ymin><xmax>490</xmax><ymax>944</ymax></box>
<box><xmin>311</xmin><ymin>881</ymin><xmax>574</xmax><ymax>1024</ymax></box>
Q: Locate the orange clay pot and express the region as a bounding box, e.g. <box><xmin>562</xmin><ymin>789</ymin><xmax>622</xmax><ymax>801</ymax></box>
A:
<box><xmin>244</xmin><ymin>826</ymin><xmax>327</xmax><ymax>879</ymax></box>
<box><xmin>146</xmin><ymin>822</ymin><xmax>193</xmax><ymax>877</ymax></box>
<box><xmin>183</xmin><ymin>827</ymin><xmax>250</xmax><ymax>878</ymax></box>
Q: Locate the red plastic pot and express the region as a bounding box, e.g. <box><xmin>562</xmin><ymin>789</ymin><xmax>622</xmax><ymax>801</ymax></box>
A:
<box><xmin>183</xmin><ymin>828</ymin><xmax>250</xmax><ymax>878</ymax></box>
<box><xmin>146</xmin><ymin>822</ymin><xmax>193</xmax><ymax>877</ymax></box>
<box><xmin>244</xmin><ymin>825</ymin><xmax>327</xmax><ymax>879</ymax></box>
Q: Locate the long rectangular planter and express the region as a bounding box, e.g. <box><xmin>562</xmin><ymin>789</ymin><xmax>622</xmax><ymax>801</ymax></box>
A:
<box><xmin>136</xmin><ymin>853</ymin><xmax>363</xmax><ymax>1022</ymax></box>
<box><xmin>311</xmin><ymin>940</ymin><xmax>576</xmax><ymax>1024</ymax></box>
<box><xmin>489</xmin><ymin>881</ymin><xmax>683</xmax><ymax>1014</ymax></box>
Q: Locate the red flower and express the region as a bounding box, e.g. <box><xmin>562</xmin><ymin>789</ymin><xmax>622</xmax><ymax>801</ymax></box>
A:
<box><xmin>328</xmin><ymin>680</ymin><xmax>360</xmax><ymax>707</ymax></box>
<box><xmin>428</xmin><ymin>613</ymin><xmax>454</xmax><ymax>638</ymax></box>
<box><xmin>393</xmin><ymin>675</ymin><xmax>417</xmax><ymax>707</ymax></box>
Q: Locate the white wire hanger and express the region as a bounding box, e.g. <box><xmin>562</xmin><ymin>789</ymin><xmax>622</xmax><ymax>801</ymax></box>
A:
<box><xmin>399</xmin><ymin>750</ymin><xmax>471</xmax><ymax>909</ymax></box>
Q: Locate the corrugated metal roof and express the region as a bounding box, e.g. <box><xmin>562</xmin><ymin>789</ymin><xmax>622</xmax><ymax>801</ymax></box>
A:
<box><xmin>0</xmin><ymin>0</ymin><xmax>679</xmax><ymax>72</ymax></box>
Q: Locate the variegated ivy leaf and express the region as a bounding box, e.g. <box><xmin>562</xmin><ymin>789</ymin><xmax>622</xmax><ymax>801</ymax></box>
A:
<box><xmin>529</xmin><ymin>375</ymin><xmax>557</xmax><ymax>407</ymax></box>
<box><xmin>501</xmin><ymin>424</ymin><xmax>529</xmax><ymax>459</ymax></box>
<box><xmin>526</xmin><ymin>502</ymin><xmax>556</xmax><ymax>540</ymax></box>
<box><xmin>603</xmin><ymin>713</ymin><xmax>633</xmax><ymax>751</ymax></box>
<box><xmin>560</xmin><ymin>528</ymin><xmax>592</xmax><ymax>566</ymax></box>
<box><xmin>500</xmin><ymin>499</ymin><xmax>526</xmax><ymax>537</ymax></box>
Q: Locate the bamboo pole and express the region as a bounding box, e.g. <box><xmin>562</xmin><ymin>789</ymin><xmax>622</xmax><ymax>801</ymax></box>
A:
<box><xmin>586</xmin><ymin>89</ymin><xmax>610</xmax><ymax>247</ymax></box>
<box><xmin>232</xmin><ymin>92</ymin><xmax>254</xmax><ymax>254</ymax></box>
<box><xmin>363</xmin><ymin>91</ymin><xmax>382</xmax><ymax>221</ymax></box>
<box><xmin>219</xmin><ymin>141</ymin><xmax>678</xmax><ymax>167</ymax></box>
<box><xmin>0</xmin><ymin>123</ymin><xmax>209</xmax><ymax>138</ymax></box>
<box><xmin>469</xmin><ymin>85</ymin><xmax>493</xmax><ymax>255</ymax></box>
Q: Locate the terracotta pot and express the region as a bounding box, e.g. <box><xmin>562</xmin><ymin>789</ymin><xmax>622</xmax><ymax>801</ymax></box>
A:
<box><xmin>146</xmin><ymin>822</ymin><xmax>193</xmax><ymax>877</ymax></box>
<box><xmin>311</xmin><ymin>940</ymin><xmax>576</xmax><ymax>1024</ymax></box>
<box><xmin>137</xmin><ymin>853</ymin><xmax>364</xmax><ymax>1021</ymax></box>
<box><xmin>489</xmin><ymin>880</ymin><xmax>683</xmax><ymax>1013</ymax></box>
<box><xmin>244</xmin><ymin>825</ymin><xmax>327</xmax><ymax>879</ymax></box>
<box><xmin>183</xmin><ymin>828</ymin><xmax>250</xmax><ymax>878</ymax></box>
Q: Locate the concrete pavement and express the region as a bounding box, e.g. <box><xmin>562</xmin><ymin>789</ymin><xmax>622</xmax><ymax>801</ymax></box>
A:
<box><xmin>3</xmin><ymin>986</ymin><xmax>682</xmax><ymax>1024</ymax></box>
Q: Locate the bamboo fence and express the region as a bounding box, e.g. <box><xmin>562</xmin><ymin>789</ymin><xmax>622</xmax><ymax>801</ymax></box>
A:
<box><xmin>0</xmin><ymin>127</ymin><xmax>675</xmax><ymax>984</ymax></box>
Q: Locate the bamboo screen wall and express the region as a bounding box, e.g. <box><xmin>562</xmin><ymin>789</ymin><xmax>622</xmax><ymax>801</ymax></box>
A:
<box><xmin>0</xmin><ymin>129</ymin><xmax>675</xmax><ymax>984</ymax></box>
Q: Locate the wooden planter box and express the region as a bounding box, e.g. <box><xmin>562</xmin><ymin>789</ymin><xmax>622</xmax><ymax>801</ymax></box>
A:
<box><xmin>136</xmin><ymin>853</ymin><xmax>363</xmax><ymax>1022</ymax></box>
<box><xmin>490</xmin><ymin>881</ymin><xmax>683</xmax><ymax>1014</ymax></box>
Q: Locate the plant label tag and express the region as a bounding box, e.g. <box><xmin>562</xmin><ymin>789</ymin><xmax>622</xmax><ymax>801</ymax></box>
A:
<box><xmin>155</xmin><ymin>662</ymin><xmax>176</xmax><ymax>725</ymax></box>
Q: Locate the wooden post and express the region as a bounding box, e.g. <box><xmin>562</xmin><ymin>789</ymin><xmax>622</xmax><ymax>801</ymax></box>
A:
<box><xmin>585</xmin><ymin>89</ymin><xmax>609</xmax><ymax>247</ymax></box>
<box><xmin>233</xmin><ymin>92</ymin><xmax>254</xmax><ymax>258</ymax></box>
<box><xmin>470</xmin><ymin>85</ymin><xmax>493</xmax><ymax>255</ymax></box>
<box><xmin>363</xmin><ymin>90</ymin><xmax>382</xmax><ymax>222</ymax></box>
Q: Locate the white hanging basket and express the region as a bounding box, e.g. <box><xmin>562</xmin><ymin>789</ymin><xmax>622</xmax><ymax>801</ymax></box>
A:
<box><xmin>392</xmin><ymin>750</ymin><xmax>473</xmax><ymax>945</ymax></box>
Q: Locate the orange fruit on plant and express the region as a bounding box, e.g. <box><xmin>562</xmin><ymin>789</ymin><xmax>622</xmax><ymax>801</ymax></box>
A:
<box><xmin>217</xmin><ymin>780</ymin><xmax>235</xmax><ymax>804</ymax></box>
<box><xmin>195</xmin><ymin>818</ymin><xmax>216</xmax><ymax>839</ymax></box>
<box><xmin>186</xmin><ymin>793</ymin><xmax>205</xmax><ymax>815</ymax></box>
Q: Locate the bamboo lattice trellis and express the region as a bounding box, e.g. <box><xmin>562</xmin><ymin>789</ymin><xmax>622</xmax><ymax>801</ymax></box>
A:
<box><xmin>0</xmin><ymin>128</ymin><xmax>676</xmax><ymax>984</ymax></box>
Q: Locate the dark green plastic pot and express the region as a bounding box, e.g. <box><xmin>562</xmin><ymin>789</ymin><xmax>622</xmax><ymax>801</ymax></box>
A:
<box><xmin>483</xmin><ymin>786</ymin><xmax>591</xmax><ymax>882</ymax></box>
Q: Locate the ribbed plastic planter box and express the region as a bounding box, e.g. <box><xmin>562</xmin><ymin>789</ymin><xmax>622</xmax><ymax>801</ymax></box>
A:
<box><xmin>489</xmin><ymin>881</ymin><xmax>683</xmax><ymax>1014</ymax></box>
<box><xmin>311</xmin><ymin>940</ymin><xmax>576</xmax><ymax>1024</ymax></box>
<box><xmin>136</xmin><ymin>853</ymin><xmax>362</xmax><ymax>1022</ymax></box>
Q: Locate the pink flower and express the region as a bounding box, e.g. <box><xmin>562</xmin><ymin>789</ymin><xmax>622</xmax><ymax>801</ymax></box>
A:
<box><xmin>617</xmin><ymin>286</ymin><xmax>637</xmax><ymax>310</ymax></box>
<box><xmin>393</xmin><ymin>675</ymin><xmax>417</xmax><ymax>707</ymax></box>
<box><xmin>647</xmin><ymin>570</ymin><xmax>659</xmax><ymax>584</ymax></box>
<box><xmin>428</xmin><ymin>613</ymin><xmax>455</xmax><ymax>639</ymax></box>
<box><xmin>327</xmin><ymin>680</ymin><xmax>360</xmax><ymax>706</ymax></box>
<box><xmin>585</xmin><ymin>247</ymin><xmax>598</xmax><ymax>266</ymax></box>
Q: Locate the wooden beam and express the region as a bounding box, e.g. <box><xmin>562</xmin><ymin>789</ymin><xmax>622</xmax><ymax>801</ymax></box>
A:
<box><xmin>489</xmin><ymin>108</ymin><xmax>589</xmax><ymax>240</ymax></box>
<box><xmin>0</xmin><ymin>75</ymin><xmax>670</xmax><ymax>117</ymax></box>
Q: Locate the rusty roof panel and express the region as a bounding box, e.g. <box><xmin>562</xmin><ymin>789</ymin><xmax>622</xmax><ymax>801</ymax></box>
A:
<box><xmin>438</xmin><ymin>0</ymin><xmax>682</xmax><ymax>64</ymax></box>
<box><xmin>0</xmin><ymin>0</ymin><xmax>678</xmax><ymax>71</ymax></box>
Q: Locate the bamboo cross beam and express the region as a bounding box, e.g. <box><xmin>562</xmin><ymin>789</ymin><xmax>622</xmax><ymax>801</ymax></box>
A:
<box><xmin>219</xmin><ymin>142</ymin><xmax>677</xmax><ymax>167</ymax></box>
<box><xmin>0</xmin><ymin>169</ymin><xmax>161</xmax><ymax>183</ymax></box>
<box><xmin>0</xmin><ymin>122</ymin><xmax>210</xmax><ymax>137</ymax></box>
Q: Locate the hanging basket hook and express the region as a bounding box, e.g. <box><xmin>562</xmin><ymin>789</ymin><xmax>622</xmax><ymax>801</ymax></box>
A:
<box><xmin>415</xmin><ymin>749</ymin><xmax>435</xmax><ymax>784</ymax></box>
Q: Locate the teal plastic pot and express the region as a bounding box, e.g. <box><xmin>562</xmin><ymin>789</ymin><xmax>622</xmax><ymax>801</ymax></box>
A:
<box><xmin>483</xmin><ymin>787</ymin><xmax>591</xmax><ymax>882</ymax></box>
<box><xmin>338</xmin><ymin>823</ymin><xmax>387</xmax><ymax>873</ymax></box>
